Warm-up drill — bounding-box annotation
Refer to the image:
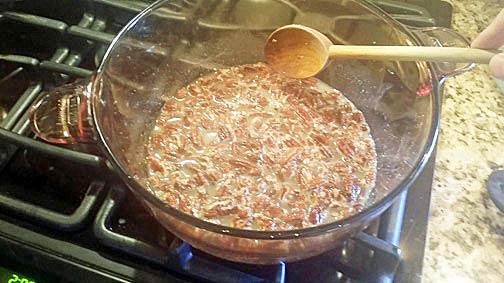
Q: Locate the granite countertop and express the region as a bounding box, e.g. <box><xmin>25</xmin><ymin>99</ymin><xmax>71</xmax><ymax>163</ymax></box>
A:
<box><xmin>422</xmin><ymin>0</ymin><xmax>504</xmax><ymax>282</ymax></box>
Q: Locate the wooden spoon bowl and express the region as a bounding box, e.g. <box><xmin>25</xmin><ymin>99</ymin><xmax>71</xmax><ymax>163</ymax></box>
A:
<box><xmin>264</xmin><ymin>25</ymin><xmax>331</xmax><ymax>79</ymax></box>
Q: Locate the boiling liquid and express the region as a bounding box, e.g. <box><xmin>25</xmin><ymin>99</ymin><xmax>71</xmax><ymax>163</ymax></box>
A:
<box><xmin>144</xmin><ymin>63</ymin><xmax>377</xmax><ymax>231</ymax></box>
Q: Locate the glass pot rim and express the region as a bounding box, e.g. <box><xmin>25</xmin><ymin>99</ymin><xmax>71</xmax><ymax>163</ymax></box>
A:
<box><xmin>92</xmin><ymin>0</ymin><xmax>441</xmax><ymax>240</ymax></box>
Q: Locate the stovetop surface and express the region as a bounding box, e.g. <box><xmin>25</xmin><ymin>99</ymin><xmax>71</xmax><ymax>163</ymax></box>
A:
<box><xmin>0</xmin><ymin>1</ymin><xmax>445</xmax><ymax>282</ymax></box>
<box><xmin>0</xmin><ymin>154</ymin><xmax>434</xmax><ymax>283</ymax></box>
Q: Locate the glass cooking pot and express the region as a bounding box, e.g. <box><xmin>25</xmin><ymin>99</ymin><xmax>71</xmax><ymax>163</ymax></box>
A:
<box><xmin>30</xmin><ymin>0</ymin><xmax>473</xmax><ymax>264</ymax></box>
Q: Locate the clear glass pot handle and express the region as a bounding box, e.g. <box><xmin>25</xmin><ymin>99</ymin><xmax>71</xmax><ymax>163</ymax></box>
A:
<box><xmin>410</xmin><ymin>26</ymin><xmax>476</xmax><ymax>78</ymax></box>
<box><xmin>30</xmin><ymin>77</ymin><xmax>96</xmax><ymax>144</ymax></box>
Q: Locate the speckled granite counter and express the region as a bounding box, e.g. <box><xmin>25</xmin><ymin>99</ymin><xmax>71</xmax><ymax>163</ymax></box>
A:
<box><xmin>422</xmin><ymin>1</ymin><xmax>504</xmax><ymax>282</ymax></box>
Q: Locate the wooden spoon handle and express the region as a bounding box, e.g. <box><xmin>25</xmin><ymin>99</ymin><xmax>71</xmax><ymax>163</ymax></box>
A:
<box><xmin>328</xmin><ymin>45</ymin><xmax>500</xmax><ymax>64</ymax></box>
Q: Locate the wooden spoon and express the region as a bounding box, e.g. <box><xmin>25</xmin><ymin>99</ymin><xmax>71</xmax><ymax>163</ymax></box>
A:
<box><xmin>264</xmin><ymin>24</ymin><xmax>500</xmax><ymax>79</ymax></box>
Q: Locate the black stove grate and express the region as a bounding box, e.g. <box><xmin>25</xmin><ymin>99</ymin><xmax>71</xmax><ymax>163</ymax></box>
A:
<box><xmin>0</xmin><ymin>1</ymin><xmax>441</xmax><ymax>282</ymax></box>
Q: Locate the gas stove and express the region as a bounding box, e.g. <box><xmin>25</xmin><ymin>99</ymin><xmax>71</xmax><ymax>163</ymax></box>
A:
<box><xmin>0</xmin><ymin>1</ymin><xmax>447</xmax><ymax>282</ymax></box>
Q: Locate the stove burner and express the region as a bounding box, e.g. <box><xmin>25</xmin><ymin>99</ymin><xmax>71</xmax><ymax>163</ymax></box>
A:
<box><xmin>92</xmin><ymin>185</ymin><xmax>401</xmax><ymax>282</ymax></box>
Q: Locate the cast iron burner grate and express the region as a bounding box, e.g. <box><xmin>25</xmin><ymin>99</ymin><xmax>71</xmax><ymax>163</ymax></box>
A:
<box><xmin>0</xmin><ymin>1</ymin><xmax>440</xmax><ymax>282</ymax></box>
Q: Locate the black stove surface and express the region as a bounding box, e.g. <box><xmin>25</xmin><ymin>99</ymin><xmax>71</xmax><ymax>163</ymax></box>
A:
<box><xmin>0</xmin><ymin>155</ymin><xmax>435</xmax><ymax>283</ymax></box>
<box><xmin>0</xmin><ymin>1</ymin><xmax>445</xmax><ymax>282</ymax></box>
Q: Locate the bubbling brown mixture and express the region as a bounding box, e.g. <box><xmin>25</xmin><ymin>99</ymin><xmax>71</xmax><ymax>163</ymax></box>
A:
<box><xmin>144</xmin><ymin>62</ymin><xmax>377</xmax><ymax>231</ymax></box>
